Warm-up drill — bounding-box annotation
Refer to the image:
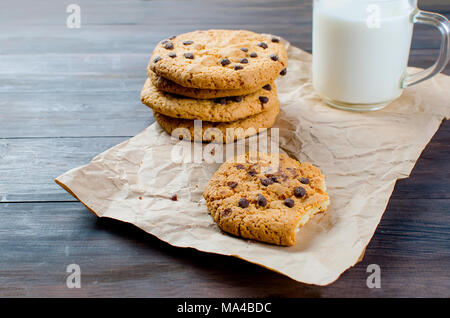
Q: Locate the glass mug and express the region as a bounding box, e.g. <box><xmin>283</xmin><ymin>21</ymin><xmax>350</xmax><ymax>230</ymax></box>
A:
<box><xmin>312</xmin><ymin>0</ymin><xmax>450</xmax><ymax>111</ymax></box>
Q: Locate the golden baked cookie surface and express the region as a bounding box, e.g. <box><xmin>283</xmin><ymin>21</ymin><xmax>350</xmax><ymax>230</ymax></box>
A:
<box><xmin>153</xmin><ymin>99</ymin><xmax>279</xmax><ymax>143</ymax></box>
<box><xmin>148</xmin><ymin>70</ymin><xmax>270</xmax><ymax>99</ymax></box>
<box><xmin>149</xmin><ymin>29</ymin><xmax>288</xmax><ymax>90</ymax></box>
<box><xmin>203</xmin><ymin>152</ymin><xmax>330</xmax><ymax>246</ymax></box>
<box><xmin>141</xmin><ymin>78</ymin><xmax>278</xmax><ymax>122</ymax></box>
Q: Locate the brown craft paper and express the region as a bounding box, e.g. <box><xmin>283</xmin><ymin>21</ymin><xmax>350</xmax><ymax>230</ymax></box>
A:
<box><xmin>55</xmin><ymin>43</ymin><xmax>450</xmax><ymax>286</ymax></box>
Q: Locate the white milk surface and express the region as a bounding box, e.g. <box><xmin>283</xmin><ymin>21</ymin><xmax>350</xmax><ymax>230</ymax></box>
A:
<box><xmin>312</xmin><ymin>0</ymin><xmax>415</xmax><ymax>104</ymax></box>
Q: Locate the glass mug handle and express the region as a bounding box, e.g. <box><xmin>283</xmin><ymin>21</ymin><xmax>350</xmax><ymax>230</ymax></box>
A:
<box><xmin>402</xmin><ymin>10</ymin><xmax>450</xmax><ymax>88</ymax></box>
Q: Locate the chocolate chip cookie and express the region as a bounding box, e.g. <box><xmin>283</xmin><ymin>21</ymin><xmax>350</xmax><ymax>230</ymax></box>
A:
<box><xmin>141</xmin><ymin>78</ymin><xmax>278</xmax><ymax>122</ymax></box>
<box><xmin>153</xmin><ymin>98</ymin><xmax>279</xmax><ymax>143</ymax></box>
<box><xmin>148</xmin><ymin>70</ymin><xmax>272</xmax><ymax>99</ymax></box>
<box><xmin>203</xmin><ymin>152</ymin><xmax>330</xmax><ymax>246</ymax></box>
<box><xmin>149</xmin><ymin>29</ymin><xmax>288</xmax><ymax>90</ymax></box>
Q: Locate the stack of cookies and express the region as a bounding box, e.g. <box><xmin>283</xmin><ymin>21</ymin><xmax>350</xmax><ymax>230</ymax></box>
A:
<box><xmin>140</xmin><ymin>29</ymin><xmax>288</xmax><ymax>143</ymax></box>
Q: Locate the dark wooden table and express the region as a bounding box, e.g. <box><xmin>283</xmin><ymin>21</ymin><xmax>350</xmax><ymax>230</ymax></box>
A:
<box><xmin>1</xmin><ymin>0</ymin><xmax>449</xmax><ymax>298</ymax></box>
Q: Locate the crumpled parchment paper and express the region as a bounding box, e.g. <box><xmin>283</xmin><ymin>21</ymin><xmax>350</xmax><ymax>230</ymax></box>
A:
<box><xmin>56</xmin><ymin>43</ymin><xmax>450</xmax><ymax>286</ymax></box>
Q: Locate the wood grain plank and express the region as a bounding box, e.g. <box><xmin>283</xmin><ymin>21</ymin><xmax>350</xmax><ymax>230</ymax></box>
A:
<box><xmin>0</xmin><ymin>122</ymin><xmax>448</xmax><ymax>202</ymax></box>
<box><xmin>0</xmin><ymin>91</ymin><xmax>152</xmax><ymax>138</ymax></box>
<box><xmin>0</xmin><ymin>0</ymin><xmax>447</xmax><ymax>27</ymax></box>
<box><xmin>0</xmin><ymin>51</ymin><xmax>447</xmax><ymax>138</ymax></box>
<box><xmin>0</xmin><ymin>137</ymin><xmax>129</xmax><ymax>202</ymax></box>
<box><xmin>0</xmin><ymin>26</ymin><xmax>310</xmax><ymax>55</ymax></box>
<box><xmin>2</xmin><ymin>50</ymin><xmax>448</xmax><ymax>77</ymax></box>
<box><xmin>0</xmin><ymin>0</ymin><xmax>448</xmax><ymax>56</ymax></box>
<box><xmin>0</xmin><ymin>200</ymin><xmax>448</xmax><ymax>297</ymax></box>
<box><xmin>0</xmin><ymin>21</ymin><xmax>447</xmax><ymax>55</ymax></box>
<box><xmin>1</xmin><ymin>0</ymin><xmax>449</xmax><ymax>297</ymax></box>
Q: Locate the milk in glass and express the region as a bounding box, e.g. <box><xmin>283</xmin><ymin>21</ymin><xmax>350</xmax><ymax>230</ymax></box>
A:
<box><xmin>312</xmin><ymin>0</ymin><xmax>415</xmax><ymax>106</ymax></box>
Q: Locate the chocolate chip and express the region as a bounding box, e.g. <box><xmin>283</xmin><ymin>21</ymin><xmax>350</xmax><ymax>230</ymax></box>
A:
<box><xmin>240</xmin><ymin>47</ymin><xmax>249</xmax><ymax>52</ymax></box>
<box><xmin>228</xmin><ymin>181</ymin><xmax>238</xmax><ymax>189</ymax></box>
<box><xmin>220</xmin><ymin>58</ymin><xmax>231</xmax><ymax>66</ymax></box>
<box><xmin>164</xmin><ymin>42</ymin><xmax>174</xmax><ymax>50</ymax></box>
<box><xmin>271</xmin><ymin>37</ymin><xmax>280</xmax><ymax>43</ymax></box>
<box><xmin>215</xmin><ymin>97</ymin><xmax>227</xmax><ymax>105</ymax></box>
<box><xmin>257</xmin><ymin>194</ymin><xmax>267</xmax><ymax>207</ymax></box>
<box><xmin>294</xmin><ymin>186</ymin><xmax>306</xmax><ymax>198</ymax></box>
<box><xmin>271</xmin><ymin>176</ymin><xmax>279</xmax><ymax>183</ymax></box>
<box><xmin>240</xmin><ymin>58</ymin><xmax>248</xmax><ymax>64</ymax></box>
<box><xmin>238</xmin><ymin>198</ymin><xmax>249</xmax><ymax>208</ymax></box>
<box><xmin>183</xmin><ymin>40</ymin><xmax>193</xmax><ymax>45</ymax></box>
<box><xmin>153</xmin><ymin>56</ymin><xmax>162</xmax><ymax>63</ymax></box>
<box><xmin>248</xmin><ymin>170</ymin><xmax>257</xmax><ymax>176</ymax></box>
<box><xmin>270</xmin><ymin>54</ymin><xmax>279</xmax><ymax>61</ymax></box>
<box><xmin>169</xmin><ymin>35</ymin><xmax>176</xmax><ymax>40</ymax></box>
<box><xmin>262</xmin><ymin>84</ymin><xmax>272</xmax><ymax>91</ymax></box>
<box><xmin>235</xmin><ymin>164</ymin><xmax>246</xmax><ymax>170</ymax></box>
<box><xmin>232</xmin><ymin>96</ymin><xmax>243</xmax><ymax>102</ymax></box>
<box><xmin>257</xmin><ymin>42</ymin><xmax>268</xmax><ymax>49</ymax></box>
<box><xmin>222</xmin><ymin>208</ymin><xmax>232</xmax><ymax>217</ymax></box>
<box><xmin>250</xmin><ymin>52</ymin><xmax>258</xmax><ymax>58</ymax></box>
<box><xmin>284</xmin><ymin>198</ymin><xmax>295</xmax><ymax>208</ymax></box>
<box><xmin>161</xmin><ymin>39</ymin><xmax>169</xmax><ymax>44</ymax></box>
<box><xmin>184</xmin><ymin>52</ymin><xmax>194</xmax><ymax>59</ymax></box>
<box><xmin>300</xmin><ymin>177</ymin><xmax>310</xmax><ymax>184</ymax></box>
<box><xmin>234</xmin><ymin>65</ymin><xmax>244</xmax><ymax>70</ymax></box>
<box><xmin>259</xmin><ymin>96</ymin><xmax>269</xmax><ymax>104</ymax></box>
<box><xmin>280</xmin><ymin>68</ymin><xmax>287</xmax><ymax>76</ymax></box>
<box><xmin>171</xmin><ymin>194</ymin><xmax>178</xmax><ymax>201</ymax></box>
<box><xmin>261</xmin><ymin>178</ymin><xmax>274</xmax><ymax>186</ymax></box>
<box><xmin>168</xmin><ymin>52</ymin><xmax>177</xmax><ymax>58</ymax></box>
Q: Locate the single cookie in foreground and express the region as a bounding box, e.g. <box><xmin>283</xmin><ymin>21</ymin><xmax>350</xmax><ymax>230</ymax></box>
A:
<box><xmin>148</xmin><ymin>70</ymin><xmax>271</xmax><ymax>99</ymax></box>
<box><xmin>149</xmin><ymin>29</ymin><xmax>288</xmax><ymax>89</ymax></box>
<box><xmin>141</xmin><ymin>78</ymin><xmax>278</xmax><ymax>122</ymax></box>
<box><xmin>203</xmin><ymin>152</ymin><xmax>330</xmax><ymax>246</ymax></box>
